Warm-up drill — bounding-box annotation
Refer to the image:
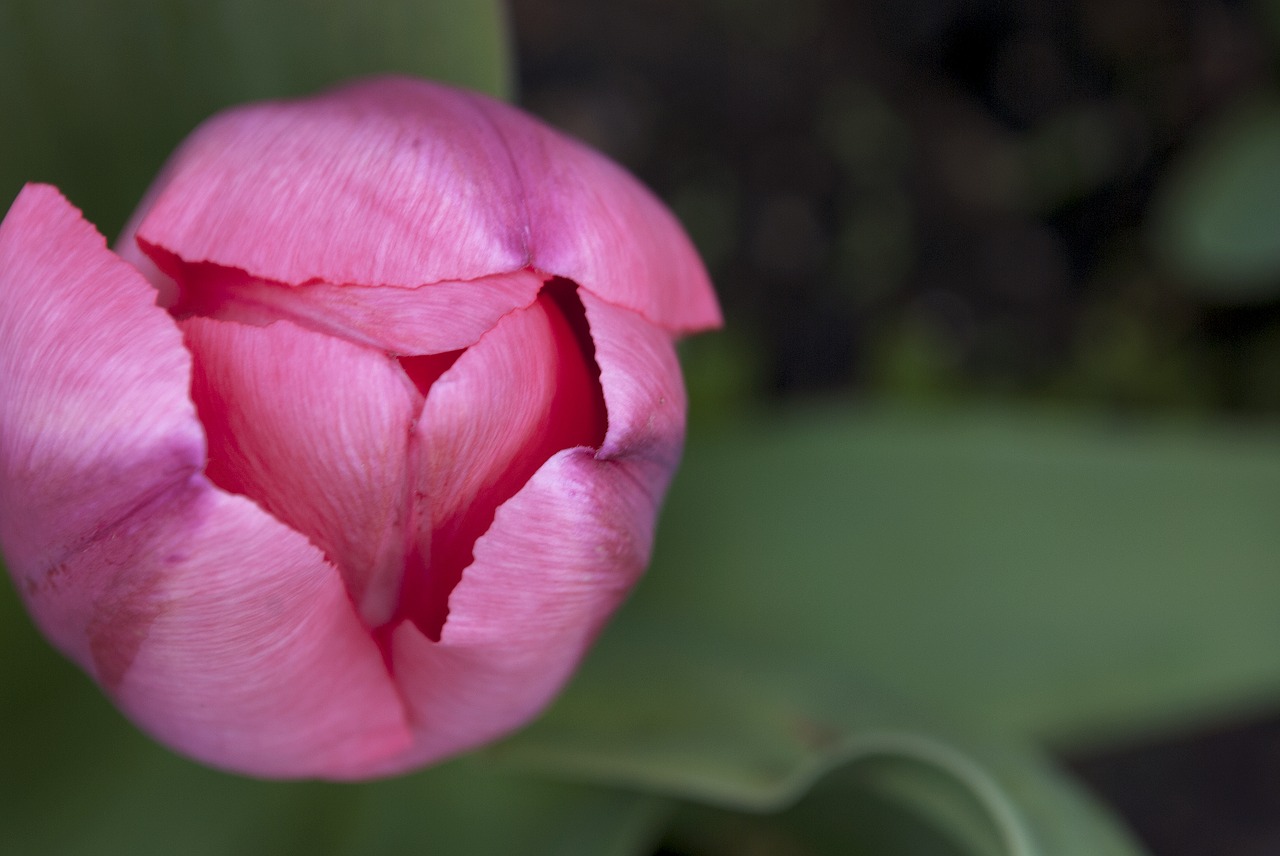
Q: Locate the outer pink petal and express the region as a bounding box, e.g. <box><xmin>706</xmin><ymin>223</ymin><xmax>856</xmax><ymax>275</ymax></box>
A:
<box><xmin>128</xmin><ymin>77</ymin><xmax>720</xmax><ymax>333</ymax></box>
<box><xmin>0</xmin><ymin>184</ymin><xmax>204</xmax><ymax>609</ymax></box>
<box><xmin>474</xmin><ymin>97</ymin><xmax>723</xmax><ymax>334</ymax></box>
<box><xmin>70</xmin><ymin>486</ymin><xmax>412</xmax><ymax>779</ymax></box>
<box><xmin>0</xmin><ymin>185</ymin><xmax>410</xmax><ymax>778</ymax></box>
<box><xmin>362</xmin><ymin>298</ymin><xmax>688</xmax><ymax>775</ymax></box>
<box><xmin>578</xmin><ymin>291</ymin><xmax>688</xmax><ymax>468</ymax></box>
<box><xmin>133</xmin><ymin>78</ymin><xmax>530</xmax><ymax>287</ymax></box>
<box><xmin>182</xmin><ymin>314</ymin><xmax>419</xmax><ymax>627</ymax></box>
<box><xmin>407</xmin><ymin>291</ymin><xmax>605</xmax><ymax>636</ymax></box>
<box><xmin>166</xmin><ymin>262</ymin><xmax>545</xmax><ymax>355</ymax></box>
<box><xmin>372</xmin><ymin>445</ymin><xmax>663</xmax><ymax>776</ymax></box>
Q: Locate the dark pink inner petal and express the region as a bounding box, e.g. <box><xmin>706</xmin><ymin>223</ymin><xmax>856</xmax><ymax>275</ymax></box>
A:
<box><xmin>399</xmin><ymin>352</ymin><xmax>462</xmax><ymax>398</ymax></box>
<box><xmin>141</xmin><ymin>240</ymin><xmax>545</xmax><ymax>356</ymax></box>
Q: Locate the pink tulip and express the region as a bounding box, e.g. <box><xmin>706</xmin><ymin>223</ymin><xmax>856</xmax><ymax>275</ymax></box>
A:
<box><xmin>0</xmin><ymin>77</ymin><xmax>719</xmax><ymax>779</ymax></box>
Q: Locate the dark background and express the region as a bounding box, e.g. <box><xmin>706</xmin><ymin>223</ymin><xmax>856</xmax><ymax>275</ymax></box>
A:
<box><xmin>513</xmin><ymin>0</ymin><xmax>1280</xmax><ymax>411</ymax></box>
<box><xmin>507</xmin><ymin>1</ymin><xmax>1280</xmax><ymax>853</ymax></box>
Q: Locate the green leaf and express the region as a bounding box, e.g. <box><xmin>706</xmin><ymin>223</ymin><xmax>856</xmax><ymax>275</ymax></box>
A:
<box><xmin>11</xmin><ymin>753</ymin><xmax>669</xmax><ymax>856</ymax></box>
<box><xmin>495</xmin><ymin>629</ymin><xmax>1143</xmax><ymax>856</ymax></box>
<box><xmin>641</xmin><ymin>405</ymin><xmax>1280</xmax><ymax>746</ymax></box>
<box><xmin>661</xmin><ymin>745</ymin><xmax>1140</xmax><ymax>856</ymax></box>
<box><xmin>1149</xmin><ymin>99</ymin><xmax>1280</xmax><ymax>299</ymax></box>
<box><xmin>0</xmin><ymin>0</ymin><xmax>512</xmax><ymax>237</ymax></box>
<box><xmin>495</xmin><ymin>403</ymin><xmax>1280</xmax><ymax>851</ymax></box>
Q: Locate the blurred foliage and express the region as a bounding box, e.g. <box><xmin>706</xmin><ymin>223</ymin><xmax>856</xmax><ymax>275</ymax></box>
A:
<box><xmin>1150</xmin><ymin>100</ymin><xmax>1280</xmax><ymax>299</ymax></box>
<box><xmin>508</xmin><ymin>10</ymin><xmax>1280</xmax><ymax>847</ymax></box>
<box><xmin>0</xmin><ymin>0</ymin><xmax>512</xmax><ymax>238</ymax></box>
<box><xmin>620</xmin><ymin>407</ymin><xmax>1280</xmax><ymax>747</ymax></box>
<box><xmin>512</xmin><ymin>0</ymin><xmax>1280</xmax><ymax>416</ymax></box>
<box><xmin>498</xmin><ymin>625</ymin><xmax>1143</xmax><ymax>856</ymax></box>
<box><xmin>501</xmin><ymin>404</ymin><xmax>1280</xmax><ymax>855</ymax></box>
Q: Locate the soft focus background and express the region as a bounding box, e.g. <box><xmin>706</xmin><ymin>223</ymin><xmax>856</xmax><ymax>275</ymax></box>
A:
<box><xmin>513</xmin><ymin>0</ymin><xmax>1280</xmax><ymax>412</ymax></box>
<box><xmin>510</xmin><ymin>3</ymin><xmax>1280</xmax><ymax>851</ymax></box>
<box><xmin>4</xmin><ymin>1</ymin><xmax>1280</xmax><ymax>854</ymax></box>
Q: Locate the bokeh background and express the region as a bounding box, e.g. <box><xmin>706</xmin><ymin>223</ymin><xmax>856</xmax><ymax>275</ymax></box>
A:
<box><xmin>513</xmin><ymin>0</ymin><xmax>1280</xmax><ymax>413</ymax></box>
<box><xmin>519</xmin><ymin>1</ymin><xmax>1280</xmax><ymax>852</ymax></box>
<box><xmin>5</xmin><ymin>1</ymin><xmax>1280</xmax><ymax>854</ymax></box>
<box><xmin>511</xmin><ymin>3</ymin><xmax>1280</xmax><ymax>848</ymax></box>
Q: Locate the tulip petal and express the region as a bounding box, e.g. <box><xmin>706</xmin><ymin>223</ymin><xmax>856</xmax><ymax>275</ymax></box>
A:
<box><xmin>133</xmin><ymin>78</ymin><xmax>530</xmax><ymax>288</ymax></box>
<box><xmin>78</xmin><ymin>487</ymin><xmax>412</xmax><ymax>778</ymax></box>
<box><xmin>578</xmin><ymin>291</ymin><xmax>688</xmax><ymax>468</ymax></box>
<box><xmin>406</xmin><ymin>285</ymin><xmax>606</xmax><ymax>637</ymax></box>
<box><xmin>181</xmin><ymin>314</ymin><xmax>419</xmax><ymax>627</ymax></box>
<box><xmin>154</xmin><ymin>255</ymin><xmax>544</xmax><ymax>356</ymax></box>
<box><xmin>378</xmin><ymin>443</ymin><xmax>660</xmax><ymax>775</ymax></box>
<box><xmin>0</xmin><ymin>185</ymin><xmax>409</xmax><ymax>778</ymax></box>
<box><xmin>0</xmin><ymin>184</ymin><xmax>204</xmax><ymax>621</ymax></box>
<box><xmin>474</xmin><ymin>98</ymin><xmax>723</xmax><ymax>334</ymax></box>
<box><xmin>127</xmin><ymin>77</ymin><xmax>720</xmax><ymax>334</ymax></box>
<box><xmin>367</xmin><ymin>297</ymin><xmax>687</xmax><ymax>775</ymax></box>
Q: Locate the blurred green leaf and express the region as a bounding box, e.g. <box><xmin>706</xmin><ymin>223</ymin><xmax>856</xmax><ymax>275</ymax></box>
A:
<box><xmin>497</xmin><ymin>630</ymin><xmax>1143</xmax><ymax>855</ymax></box>
<box><xmin>662</xmin><ymin>748</ymin><xmax>1139</xmax><ymax>856</ymax></box>
<box><xmin>0</xmin><ymin>0</ymin><xmax>512</xmax><ymax>237</ymax></box>
<box><xmin>636</xmin><ymin>405</ymin><xmax>1280</xmax><ymax>746</ymax></box>
<box><xmin>1149</xmin><ymin>100</ymin><xmax>1280</xmax><ymax>299</ymax></box>
<box><xmin>11</xmin><ymin>753</ymin><xmax>670</xmax><ymax>856</ymax></box>
<box><xmin>664</xmin><ymin>777</ymin><xmax>975</xmax><ymax>856</ymax></box>
<box><xmin>494</xmin><ymin>403</ymin><xmax>1280</xmax><ymax>852</ymax></box>
<box><xmin>1253</xmin><ymin>0</ymin><xmax>1280</xmax><ymax>49</ymax></box>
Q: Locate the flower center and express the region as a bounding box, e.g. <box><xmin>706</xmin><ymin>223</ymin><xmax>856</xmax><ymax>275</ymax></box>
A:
<box><xmin>164</xmin><ymin>255</ymin><xmax>606</xmax><ymax>644</ymax></box>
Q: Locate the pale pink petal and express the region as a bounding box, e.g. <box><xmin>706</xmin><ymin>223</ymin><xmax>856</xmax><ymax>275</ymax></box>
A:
<box><xmin>579</xmin><ymin>291</ymin><xmax>688</xmax><ymax>467</ymax></box>
<box><xmin>373</xmin><ymin>444</ymin><xmax>662</xmax><ymax>775</ymax></box>
<box><xmin>0</xmin><ymin>184</ymin><xmax>204</xmax><ymax>619</ymax></box>
<box><xmin>473</xmin><ymin>96</ymin><xmax>722</xmax><ymax>333</ymax></box>
<box><xmin>159</xmin><ymin>257</ymin><xmax>544</xmax><ymax>356</ymax></box>
<box><xmin>182</xmin><ymin>314</ymin><xmax>419</xmax><ymax>627</ymax></box>
<box><xmin>405</xmin><ymin>286</ymin><xmax>606</xmax><ymax>637</ymax></box>
<box><xmin>134</xmin><ymin>78</ymin><xmax>530</xmax><ymax>288</ymax></box>
<box><xmin>76</xmin><ymin>486</ymin><xmax>411</xmax><ymax>779</ymax></box>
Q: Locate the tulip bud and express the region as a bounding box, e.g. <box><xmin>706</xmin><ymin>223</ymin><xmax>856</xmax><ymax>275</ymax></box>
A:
<box><xmin>0</xmin><ymin>77</ymin><xmax>719</xmax><ymax>779</ymax></box>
